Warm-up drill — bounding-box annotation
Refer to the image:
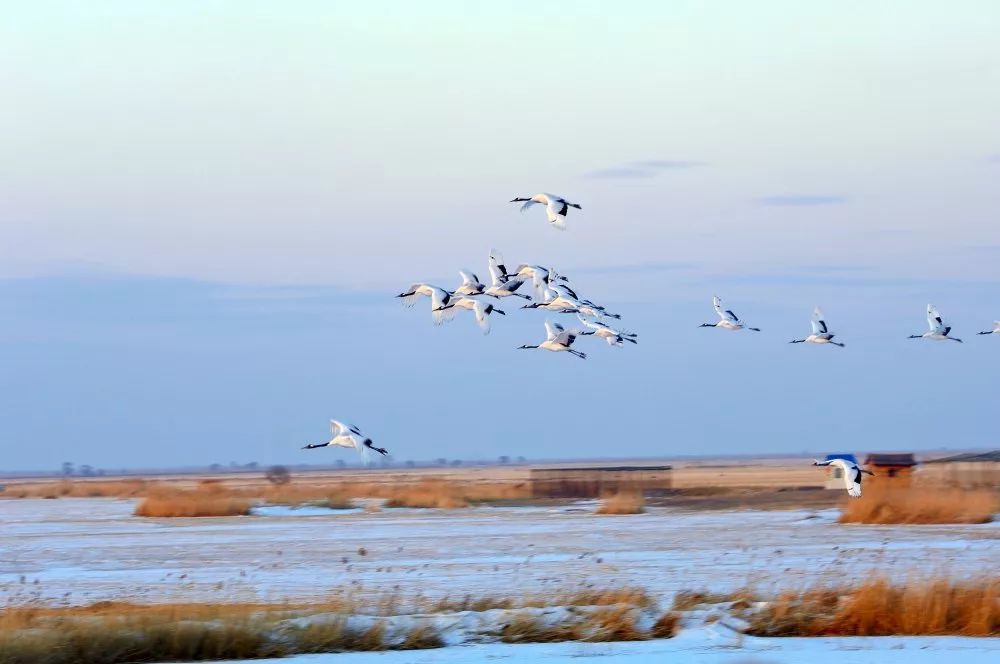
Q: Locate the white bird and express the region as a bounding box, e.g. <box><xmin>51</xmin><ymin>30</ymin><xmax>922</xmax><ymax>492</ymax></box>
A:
<box><xmin>510</xmin><ymin>264</ymin><xmax>568</xmax><ymax>302</ymax></box>
<box><xmin>909</xmin><ymin>304</ymin><xmax>962</xmax><ymax>343</ymax></box>
<box><xmin>453</xmin><ymin>270</ymin><xmax>486</xmax><ymax>297</ymax></box>
<box><xmin>509</xmin><ymin>193</ymin><xmax>581</xmax><ymax>230</ymax></box>
<box><xmin>303</xmin><ymin>420</ymin><xmax>388</xmax><ymax>460</ymax></box>
<box><xmin>789</xmin><ymin>307</ymin><xmax>845</xmax><ymax>347</ymax></box>
<box><xmin>812</xmin><ymin>458</ymin><xmax>873</xmax><ymax>498</ymax></box>
<box><xmin>521</xmin><ymin>285</ymin><xmax>622</xmax><ymax>320</ymax></box>
<box><xmin>576</xmin><ymin>314</ymin><xmax>637</xmax><ymax>347</ymax></box>
<box><xmin>700</xmin><ymin>296</ymin><xmax>760</xmax><ymax>332</ymax></box>
<box><xmin>396</xmin><ymin>283</ymin><xmax>456</xmax><ymax>325</ymax></box>
<box><xmin>484</xmin><ymin>250</ymin><xmax>531</xmax><ymax>300</ymax></box>
<box><xmin>979</xmin><ymin>321</ymin><xmax>1000</xmax><ymax>336</ymax></box>
<box><xmin>436</xmin><ymin>296</ymin><xmax>505</xmax><ymax>334</ymax></box>
<box><xmin>518</xmin><ymin>320</ymin><xmax>589</xmax><ymax>359</ymax></box>
<box><xmin>549</xmin><ymin>282</ymin><xmax>619</xmax><ymax>318</ymax></box>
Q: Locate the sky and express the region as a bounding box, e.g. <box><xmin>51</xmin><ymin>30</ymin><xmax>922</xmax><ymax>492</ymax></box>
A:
<box><xmin>1</xmin><ymin>2</ymin><xmax>999</xmax><ymax>471</ymax></box>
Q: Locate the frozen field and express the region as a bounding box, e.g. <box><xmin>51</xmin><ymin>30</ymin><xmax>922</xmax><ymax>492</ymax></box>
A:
<box><xmin>1</xmin><ymin>498</ymin><xmax>997</xmax><ymax>606</ymax></box>
<box><xmin>210</xmin><ymin>636</ymin><xmax>1000</xmax><ymax>664</ymax></box>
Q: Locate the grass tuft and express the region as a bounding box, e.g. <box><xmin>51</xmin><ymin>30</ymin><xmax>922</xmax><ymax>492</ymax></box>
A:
<box><xmin>576</xmin><ymin>606</ymin><xmax>649</xmax><ymax>642</ymax></box>
<box><xmin>596</xmin><ymin>490</ymin><xmax>645</xmax><ymax>515</ymax></box>
<box><xmin>839</xmin><ymin>485</ymin><xmax>996</xmax><ymax>524</ymax></box>
<box><xmin>134</xmin><ymin>489</ymin><xmax>251</xmax><ymax>518</ymax></box>
<box><xmin>650</xmin><ymin>611</ymin><xmax>680</xmax><ymax>638</ymax></box>
<box><xmin>748</xmin><ymin>576</ymin><xmax>1000</xmax><ymax>636</ymax></box>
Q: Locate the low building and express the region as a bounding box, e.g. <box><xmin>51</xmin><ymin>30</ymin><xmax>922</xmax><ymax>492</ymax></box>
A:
<box><xmin>864</xmin><ymin>453</ymin><xmax>918</xmax><ymax>486</ymax></box>
<box><xmin>920</xmin><ymin>450</ymin><xmax>1000</xmax><ymax>489</ymax></box>
<box><xmin>820</xmin><ymin>453</ymin><xmax>858</xmax><ymax>490</ymax></box>
<box><xmin>529</xmin><ymin>465</ymin><xmax>672</xmax><ymax>498</ymax></box>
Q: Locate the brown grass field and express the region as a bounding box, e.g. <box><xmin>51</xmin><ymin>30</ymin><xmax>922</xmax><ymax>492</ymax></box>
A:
<box><xmin>839</xmin><ymin>485</ymin><xmax>997</xmax><ymax>525</ymax></box>
<box><xmin>2</xmin><ymin>460</ymin><xmax>995</xmax><ymax>522</ymax></box>
<box><xmin>1</xmin><ymin>577</ymin><xmax>995</xmax><ymax>663</ymax></box>
<box><xmin>0</xmin><ymin>587</ymin><xmax>657</xmax><ymax>663</ymax></box>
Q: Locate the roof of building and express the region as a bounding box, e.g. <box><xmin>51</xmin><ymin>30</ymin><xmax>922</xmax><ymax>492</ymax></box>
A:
<box><xmin>824</xmin><ymin>453</ymin><xmax>858</xmax><ymax>464</ymax></box>
<box><xmin>864</xmin><ymin>453</ymin><xmax>917</xmax><ymax>466</ymax></box>
<box><xmin>924</xmin><ymin>450</ymin><xmax>1000</xmax><ymax>464</ymax></box>
<box><xmin>530</xmin><ymin>466</ymin><xmax>673</xmax><ymax>473</ymax></box>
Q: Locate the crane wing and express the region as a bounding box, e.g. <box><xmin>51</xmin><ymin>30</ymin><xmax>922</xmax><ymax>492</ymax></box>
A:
<box><xmin>811</xmin><ymin>307</ymin><xmax>829</xmax><ymax>335</ymax></box>
<box><xmin>927</xmin><ymin>304</ymin><xmax>946</xmax><ymax>334</ymax></box>
<box><xmin>488</xmin><ymin>250</ymin><xmax>506</xmax><ymax>285</ymax></box>
<box><xmin>714</xmin><ymin>296</ymin><xmax>739</xmax><ymax>323</ymax></box>
<box><xmin>847</xmin><ymin>466</ymin><xmax>863</xmax><ymax>498</ymax></box>
<box><xmin>544</xmin><ymin>320</ymin><xmax>564</xmax><ymax>340</ymax></box>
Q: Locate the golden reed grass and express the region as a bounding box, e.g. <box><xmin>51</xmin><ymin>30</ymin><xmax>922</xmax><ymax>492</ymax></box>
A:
<box><xmin>134</xmin><ymin>485</ymin><xmax>251</xmax><ymax>518</ymax></box>
<box><xmin>4</xmin><ymin>476</ymin><xmax>531</xmax><ymax>516</ymax></box>
<box><xmin>0</xmin><ymin>587</ymin><xmax>659</xmax><ymax>662</ymax></box>
<box><xmin>596</xmin><ymin>490</ymin><xmax>645</xmax><ymax>515</ymax></box>
<box><xmin>748</xmin><ymin>576</ymin><xmax>1000</xmax><ymax>636</ymax></box>
<box><xmin>839</xmin><ymin>485</ymin><xmax>996</xmax><ymax>524</ymax></box>
<box><xmin>0</xmin><ymin>601</ymin><xmax>441</xmax><ymax>664</ymax></box>
<box><xmin>0</xmin><ymin>479</ymin><xmax>149</xmax><ymax>500</ymax></box>
<box><xmin>130</xmin><ymin>478</ymin><xmax>531</xmax><ymax>517</ymax></box>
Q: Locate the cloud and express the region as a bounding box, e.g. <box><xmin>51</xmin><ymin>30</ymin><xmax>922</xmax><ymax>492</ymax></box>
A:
<box><xmin>755</xmin><ymin>195</ymin><xmax>847</xmax><ymax>206</ymax></box>
<box><xmin>630</xmin><ymin>159</ymin><xmax>707</xmax><ymax>170</ymax></box>
<box><xmin>572</xmin><ymin>260</ymin><xmax>699</xmax><ymax>275</ymax></box>
<box><xmin>584</xmin><ymin>159</ymin><xmax>706</xmax><ymax>179</ymax></box>
<box><xmin>791</xmin><ymin>264</ymin><xmax>873</xmax><ymax>274</ymax></box>
<box><xmin>584</xmin><ymin>167</ymin><xmax>657</xmax><ymax>179</ymax></box>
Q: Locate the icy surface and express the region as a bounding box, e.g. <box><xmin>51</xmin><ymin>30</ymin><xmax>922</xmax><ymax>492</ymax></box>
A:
<box><xmin>1</xmin><ymin>498</ymin><xmax>997</xmax><ymax>605</ymax></box>
<box><xmin>203</xmin><ymin>634</ymin><xmax>1000</xmax><ymax>664</ymax></box>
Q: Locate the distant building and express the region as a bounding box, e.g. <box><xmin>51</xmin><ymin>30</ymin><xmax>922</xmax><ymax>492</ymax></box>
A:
<box><xmin>820</xmin><ymin>454</ymin><xmax>858</xmax><ymax>490</ymax></box>
<box><xmin>920</xmin><ymin>450</ymin><xmax>1000</xmax><ymax>489</ymax></box>
<box><xmin>864</xmin><ymin>453</ymin><xmax>918</xmax><ymax>486</ymax></box>
<box><xmin>529</xmin><ymin>465</ymin><xmax>673</xmax><ymax>498</ymax></box>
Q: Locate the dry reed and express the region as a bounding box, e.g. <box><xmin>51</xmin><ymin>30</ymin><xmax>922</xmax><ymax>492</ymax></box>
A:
<box><xmin>0</xmin><ymin>479</ymin><xmax>149</xmax><ymax>500</ymax></box>
<box><xmin>748</xmin><ymin>576</ymin><xmax>1000</xmax><ymax>636</ymax></box>
<box><xmin>134</xmin><ymin>488</ymin><xmax>251</xmax><ymax>518</ymax></box>
<box><xmin>596</xmin><ymin>490</ymin><xmax>645</xmax><ymax>515</ymax></box>
<box><xmin>0</xmin><ymin>602</ymin><xmax>437</xmax><ymax>663</ymax></box>
<box><xmin>839</xmin><ymin>485</ymin><xmax>996</xmax><ymax>524</ymax></box>
<box><xmin>650</xmin><ymin>611</ymin><xmax>681</xmax><ymax>638</ymax></box>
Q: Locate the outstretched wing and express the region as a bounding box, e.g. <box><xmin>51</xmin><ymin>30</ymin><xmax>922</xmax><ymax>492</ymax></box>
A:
<box><xmin>714</xmin><ymin>296</ymin><xmax>739</xmax><ymax>323</ymax></box>
<box><xmin>500</xmin><ymin>277</ymin><xmax>526</xmax><ymax>293</ymax></box>
<box><xmin>330</xmin><ymin>420</ymin><xmax>349</xmax><ymax>437</ymax></box>
<box><xmin>847</xmin><ymin>466</ymin><xmax>863</xmax><ymax>498</ymax></box>
<box><xmin>553</xmin><ymin>330</ymin><xmax>577</xmax><ymax>346</ymax></box>
<box><xmin>544</xmin><ymin>319</ymin><xmax>564</xmax><ymax>340</ymax></box>
<box><xmin>824</xmin><ymin>459</ymin><xmax>860</xmax><ymax>497</ymax></box>
<box><xmin>576</xmin><ymin>313</ymin><xmax>601</xmax><ymax>332</ymax></box>
<box><xmin>488</xmin><ymin>250</ymin><xmax>506</xmax><ymax>285</ymax></box>
<box><xmin>460</xmin><ymin>270</ymin><xmax>482</xmax><ymax>288</ymax></box>
<box><xmin>430</xmin><ymin>288</ymin><xmax>457</xmax><ymax>325</ymax></box>
<box><xmin>472</xmin><ymin>301</ymin><xmax>491</xmax><ymax>335</ymax></box>
<box><xmin>398</xmin><ymin>283</ymin><xmax>426</xmax><ymax>308</ymax></box>
<box><xmin>811</xmin><ymin>307</ymin><xmax>829</xmax><ymax>335</ymax></box>
<box><xmin>545</xmin><ymin>196</ymin><xmax>569</xmax><ymax>229</ymax></box>
<box><xmin>927</xmin><ymin>304</ymin><xmax>946</xmax><ymax>334</ymax></box>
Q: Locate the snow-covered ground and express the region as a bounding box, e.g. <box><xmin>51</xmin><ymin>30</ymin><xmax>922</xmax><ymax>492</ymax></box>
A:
<box><xmin>1</xmin><ymin>498</ymin><xmax>996</xmax><ymax>606</ymax></box>
<box><xmin>204</xmin><ymin>635</ymin><xmax>1000</xmax><ymax>664</ymax></box>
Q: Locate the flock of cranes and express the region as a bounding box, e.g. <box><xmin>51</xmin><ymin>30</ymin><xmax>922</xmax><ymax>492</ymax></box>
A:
<box><xmin>305</xmin><ymin>191</ymin><xmax>997</xmax><ymax>483</ymax></box>
<box><xmin>396</xmin><ymin>246</ymin><xmax>633</xmax><ymax>347</ymax></box>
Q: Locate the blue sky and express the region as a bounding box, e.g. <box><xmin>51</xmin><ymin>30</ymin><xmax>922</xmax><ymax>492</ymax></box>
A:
<box><xmin>1</xmin><ymin>2</ymin><xmax>998</xmax><ymax>470</ymax></box>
